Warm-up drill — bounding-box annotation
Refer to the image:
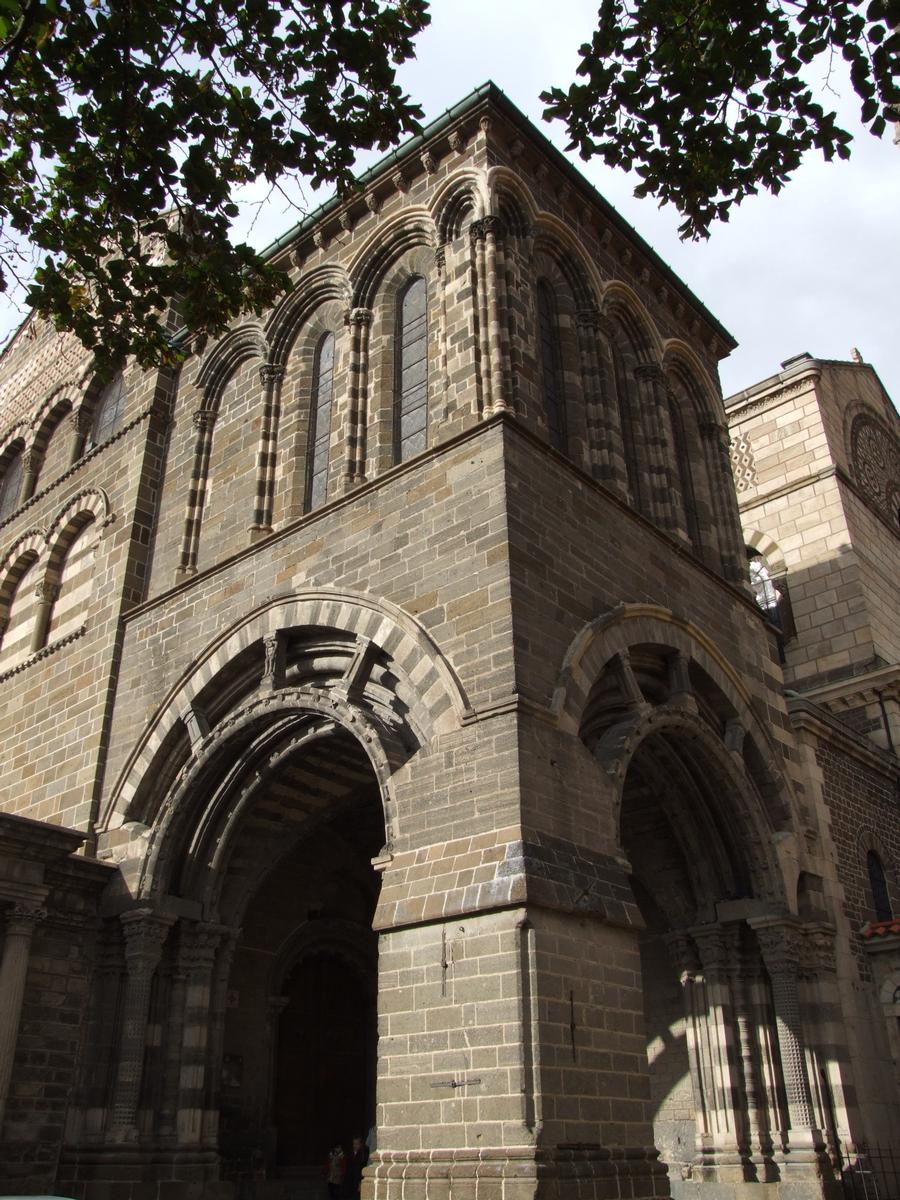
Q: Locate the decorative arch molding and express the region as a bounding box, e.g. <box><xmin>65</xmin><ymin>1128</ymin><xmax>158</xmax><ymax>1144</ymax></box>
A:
<box><xmin>844</xmin><ymin>404</ymin><xmax>900</xmax><ymax>522</ymax></box>
<box><xmin>600</xmin><ymin>281</ymin><xmax>665</xmax><ymax>363</ymax></box>
<box><xmin>485</xmin><ymin>165</ymin><xmax>538</xmax><ymax>232</ymax></box>
<box><xmin>265</xmin><ymin>264</ymin><xmax>351</xmax><ymax>366</ymax></box>
<box><xmin>32</xmin><ymin>385</ymin><xmax>79</xmax><ymax>433</ymax></box>
<box><xmin>348</xmin><ymin>209</ymin><xmax>438</xmax><ymax>309</ymax></box>
<box><xmin>45</xmin><ymin>487</ymin><xmax>112</xmax><ymax>549</ymax></box>
<box><xmin>551</xmin><ymin>603</ymin><xmax>797</xmax><ymax>843</ymax></box>
<box><xmin>196</xmin><ymin>323</ymin><xmax>268</xmax><ymax>405</ymax></box>
<box><xmin>0</xmin><ymin>527</ymin><xmax>46</xmax><ymax>585</ymax></box>
<box><xmin>105</xmin><ymin>589</ymin><xmax>471</xmax><ymax>826</ymax></box>
<box><xmin>134</xmin><ymin>684</ymin><xmax>404</xmax><ymax>908</ymax></box>
<box><xmin>661</xmin><ymin>339</ymin><xmax>721</xmax><ymax>421</ymax></box>
<box><xmin>429</xmin><ymin>169</ymin><xmax>487</xmax><ymax>242</ymax></box>
<box><xmin>0</xmin><ymin>422</ymin><xmax>30</xmax><ymax>453</ymax></box>
<box><xmin>591</xmin><ymin>701</ymin><xmax>784</xmax><ymax>903</ymax></box>
<box><xmin>531</xmin><ymin>215</ymin><xmax>601</xmax><ymax>310</ymax></box>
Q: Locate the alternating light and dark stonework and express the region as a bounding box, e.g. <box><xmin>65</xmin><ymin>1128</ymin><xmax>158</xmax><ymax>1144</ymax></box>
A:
<box><xmin>0</xmin><ymin>83</ymin><xmax>898</xmax><ymax>1200</ymax></box>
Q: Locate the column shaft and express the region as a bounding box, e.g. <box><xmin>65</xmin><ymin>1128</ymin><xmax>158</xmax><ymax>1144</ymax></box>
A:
<box><xmin>0</xmin><ymin>902</ymin><xmax>47</xmax><ymax>1131</ymax></box>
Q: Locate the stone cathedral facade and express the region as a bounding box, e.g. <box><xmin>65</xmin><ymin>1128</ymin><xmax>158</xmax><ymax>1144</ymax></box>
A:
<box><xmin>0</xmin><ymin>83</ymin><xmax>898</xmax><ymax>1200</ymax></box>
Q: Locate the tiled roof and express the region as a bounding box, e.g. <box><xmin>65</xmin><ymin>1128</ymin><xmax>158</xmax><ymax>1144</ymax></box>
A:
<box><xmin>862</xmin><ymin>918</ymin><xmax>900</xmax><ymax>939</ymax></box>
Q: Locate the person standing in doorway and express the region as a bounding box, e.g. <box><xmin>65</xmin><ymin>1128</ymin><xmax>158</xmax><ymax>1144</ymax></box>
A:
<box><xmin>344</xmin><ymin>1135</ymin><xmax>370</xmax><ymax>1199</ymax></box>
<box><xmin>324</xmin><ymin>1143</ymin><xmax>346</xmax><ymax>1200</ymax></box>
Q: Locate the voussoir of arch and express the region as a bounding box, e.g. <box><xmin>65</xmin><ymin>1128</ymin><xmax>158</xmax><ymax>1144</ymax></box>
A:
<box><xmin>661</xmin><ymin>339</ymin><xmax>721</xmax><ymax>422</ymax></box>
<box><xmin>485</xmin><ymin>166</ymin><xmax>538</xmax><ymax>226</ymax></box>
<box><xmin>45</xmin><ymin>487</ymin><xmax>112</xmax><ymax>547</ymax></box>
<box><xmin>349</xmin><ymin>208</ymin><xmax>438</xmax><ymax>310</ymax></box>
<box><xmin>600</xmin><ymin>281</ymin><xmax>665</xmax><ymax>363</ymax></box>
<box><xmin>31</xmin><ymin>384</ymin><xmax>79</xmax><ymax>433</ymax></box>
<box><xmin>107</xmin><ymin>589</ymin><xmax>471</xmax><ymax>823</ymax></box>
<box><xmin>0</xmin><ymin>421</ymin><xmax>30</xmax><ymax>454</ymax></box>
<box><xmin>195</xmin><ymin>322</ymin><xmax>268</xmax><ymax>402</ymax></box>
<box><xmin>265</xmin><ymin>264</ymin><xmax>351</xmax><ymax>366</ymax></box>
<box><xmin>429</xmin><ymin>168</ymin><xmax>488</xmax><ymax>239</ymax></box>
<box><xmin>0</xmin><ymin>527</ymin><xmax>47</xmax><ymax>581</ymax></box>
<box><xmin>532</xmin><ymin>213</ymin><xmax>602</xmax><ymax>309</ymax></box>
<box><xmin>551</xmin><ymin>601</ymin><xmax>782</xmax><ymax>771</ymax></box>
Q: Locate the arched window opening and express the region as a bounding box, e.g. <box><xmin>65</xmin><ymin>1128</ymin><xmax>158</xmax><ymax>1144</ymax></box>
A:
<box><xmin>306</xmin><ymin>332</ymin><xmax>335</xmax><ymax>512</ymax></box>
<box><xmin>46</xmin><ymin>516</ymin><xmax>98</xmax><ymax>645</ymax></box>
<box><xmin>395</xmin><ymin>276</ymin><xmax>428</xmax><ymax>464</ymax></box>
<box><xmin>747</xmin><ymin>547</ymin><xmax>795</xmax><ymax>662</ymax></box>
<box><xmin>612</xmin><ymin>345</ymin><xmax>644</xmax><ymax>514</ymax></box>
<box><xmin>867</xmin><ymin>850</ymin><xmax>892</xmax><ymax>922</ymax></box>
<box><xmin>668</xmin><ymin>395</ymin><xmax>700</xmax><ymax>549</ymax></box>
<box><xmin>90</xmin><ymin>373</ymin><xmax>126</xmax><ymax>447</ymax></box>
<box><xmin>0</xmin><ymin>555</ymin><xmax>39</xmax><ymax>669</ymax></box>
<box><xmin>0</xmin><ymin>448</ymin><xmax>24</xmax><ymax>521</ymax></box>
<box><xmin>536</xmin><ymin>281</ymin><xmax>567</xmax><ymax>453</ymax></box>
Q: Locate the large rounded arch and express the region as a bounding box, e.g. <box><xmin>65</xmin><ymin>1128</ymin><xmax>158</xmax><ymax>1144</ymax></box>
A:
<box><xmin>265</xmin><ymin>264</ymin><xmax>351</xmax><ymax>367</ymax></box>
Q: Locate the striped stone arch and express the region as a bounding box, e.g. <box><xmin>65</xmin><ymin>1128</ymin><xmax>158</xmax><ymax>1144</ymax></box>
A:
<box><xmin>265</xmin><ymin>264</ymin><xmax>351</xmax><ymax>366</ymax></box>
<box><xmin>0</xmin><ymin>420</ymin><xmax>30</xmax><ymax>453</ymax></box>
<box><xmin>31</xmin><ymin>384</ymin><xmax>80</xmax><ymax>433</ymax></box>
<box><xmin>196</xmin><ymin>322</ymin><xmax>268</xmax><ymax>408</ymax></box>
<box><xmin>104</xmin><ymin>589</ymin><xmax>471</xmax><ymax>825</ymax></box>
<box><xmin>600</xmin><ymin>280</ymin><xmax>665</xmax><ymax>363</ymax></box>
<box><xmin>532</xmin><ymin>214</ymin><xmax>602</xmax><ymax>311</ymax></box>
<box><xmin>744</xmin><ymin>529</ymin><xmax>786</xmax><ymax>574</ymax></box>
<box><xmin>45</xmin><ymin>488</ymin><xmax>112</xmax><ymax>572</ymax></box>
<box><xmin>485</xmin><ymin>165</ymin><xmax>537</xmax><ymax>236</ymax></box>
<box><xmin>0</xmin><ymin>528</ymin><xmax>46</xmax><ymax>610</ymax></box>
<box><xmin>349</xmin><ymin>209</ymin><xmax>438</xmax><ymax>310</ymax></box>
<box><xmin>551</xmin><ymin>602</ymin><xmax>796</xmax><ymax>903</ymax></box>
<box><xmin>429</xmin><ymin>170</ymin><xmax>486</xmax><ymax>242</ymax></box>
<box><xmin>661</xmin><ymin>339</ymin><xmax>721</xmax><ymax>423</ymax></box>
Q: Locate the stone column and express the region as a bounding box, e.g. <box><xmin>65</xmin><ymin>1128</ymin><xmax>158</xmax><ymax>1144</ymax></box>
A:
<box><xmin>30</xmin><ymin>579</ymin><xmax>60</xmax><ymax>652</ymax></box>
<box><xmin>250</xmin><ymin>362</ymin><xmax>285</xmax><ymax>536</ymax></box>
<box><xmin>470</xmin><ymin>219</ymin><xmax>493</xmax><ymax>416</ymax></box>
<box><xmin>176</xmin><ymin>922</ymin><xmax>225</xmax><ymax>1145</ymax></box>
<box><xmin>435</xmin><ymin>245</ymin><xmax>451</xmax><ymax>419</ymax></box>
<box><xmin>201</xmin><ymin>928</ymin><xmax>238</xmax><ymax>1147</ymax></box>
<box><xmin>343</xmin><ymin>308</ymin><xmax>372</xmax><ymax>487</ymax></box>
<box><xmin>800</xmin><ymin>925</ymin><xmax>845</xmax><ymax>1158</ymax></box>
<box><xmin>264</xmin><ymin>994</ymin><xmax>289</xmax><ymax>1150</ymax></box>
<box><xmin>691</xmin><ymin>924</ymin><xmax>746</xmax><ymax>1170</ymax></box>
<box><xmin>699</xmin><ymin>419</ymin><xmax>746</xmax><ymax>584</ymax></box>
<box><xmin>728</xmin><ymin>938</ymin><xmax>774</xmax><ymax>1167</ymax></box>
<box><xmin>752</xmin><ymin>920</ymin><xmax>824</xmax><ymax>1160</ymax></box>
<box><xmin>0</xmin><ymin>901</ymin><xmax>47</xmax><ymax>1131</ymax></box>
<box><xmin>482</xmin><ymin>215</ymin><xmax>508</xmax><ymax>412</ymax></box>
<box><xmin>70</xmin><ymin>408</ymin><xmax>92</xmax><ymax>462</ymax></box>
<box><xmin>178</xmin><ymin>409</ymin><xmax>217</xmax><ymax>575</ymax></box>
<box><xmin>20</xmin><ymin>449</ymin><xmax>40</xmax><ymax>501</ymax></box>
<box><xmin>664</xmin><ymin>932</ymin><xmax>712</xmax><ymax>1151</ymax></box>
<box><xmin>158</xmin><ymin>939</ymin><xmax>189</xmax><ymax>1142</ymax></box>
<box><xmin>108</xmin><ymin>909</ymin><xmax>173</xmax><ymax>1142</ymax></box>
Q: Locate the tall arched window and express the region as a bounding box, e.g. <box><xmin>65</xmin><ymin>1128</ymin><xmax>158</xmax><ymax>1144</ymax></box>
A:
<box><xmin>668</xmin><ymin>396</ymin><xmax>700</xmax><ymax>549</ymax></box>
<box><xmin>306</xmin><ymin>332</ymin><xmax>335</xmax><ymax>512</ymax></box>
<box><xmin>868</xmin><ymin>850</ymin><xmax>893</xmax><ymax>922</ymax></box>
<box><xmin>0</xmin><ymin>448</ymin><xmax>24</xmax><ymax>521</ymax></box>
<box><xmin>90</xmin><ymin>372</ymin><xmax>126</xmax><ymax>447</ymax></box>
<box><xmin>536</xmin><ymin>281</ymin><xmax>566</xmax><ymax>453</ymax></box>
<box><xmin>395</xmin><ymin>276</ymin><xmax>428</xmax><ymax>464</ymax></box>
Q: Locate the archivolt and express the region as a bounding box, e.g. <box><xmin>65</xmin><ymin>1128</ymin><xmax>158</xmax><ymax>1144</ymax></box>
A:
<box><xmin>349</xmin><ymin>209</ymin><xmax>438</xmax><ymax>309</ymax></box>
<box><xmin>532</xmin><ymin>214</ymin><xmax>600</xmax><ymax>310</ymax></box>
<box><xmin>600</xmin><ymin>281</ymin><xmax>664</xmax><ymax>362</ymax></box>
<box><xmin>661</xmin><ymin>339</ymin><xmax>721</xmax><ymax>422</ymax></box>
<box><xmin>196</xmin><ymin>322</ymin><xmax>267</xmax><ymax>405</ymax></box>
<box><xmin>430</xmin><ymin>170</ymin><xmax>486</xmax><ymax>242</ymax></box>
<box><xmin>265</xmin><ymin>264</ymin><xmax>351</xmax><ymax>366</ymax></box>
<box><xmin>104</xmin><ymin>589</ymin><xmax>470</xmax><ymax>829</ymax></box>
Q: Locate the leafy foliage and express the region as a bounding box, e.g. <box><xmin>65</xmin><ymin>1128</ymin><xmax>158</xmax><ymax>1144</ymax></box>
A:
<box><xmin>0</xmin><ymin>0</ymin><xmax>429</xmax><ymax>369</ymax></box>
<box><xmin>542</xmin><ymin>0</ymin><xmax>900</xmax><ymax>239</ymax></box>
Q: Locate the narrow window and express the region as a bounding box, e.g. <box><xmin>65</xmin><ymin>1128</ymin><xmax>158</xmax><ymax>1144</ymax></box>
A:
<box><xmin>537</xmin><ymin>281</ymin><xmax>566</xmax><ymax>453</ymax></box>
<box><xmin>669</xmin><ymin>396</ymin><xmax>700</xmax><ymax>548</ymax></box>
<box><xmin>395</xmin><ymin>276</ymin><xmax>428</xmax><ymax>463</ymax></box>
<box><xmin>868</xmin><ymin>851</ymin><xmax>892</xmax><ymax>922</ymax></box>
<box><xmin>90</xmin><ymin>373</ymin><xmax>126</xmax><ymax>447</ymax></box>
<box><xmin>306</xmin><ymin>332</ymin><xmax>335</xmax><ymax>512</ymax></box>
<box><xmin>0</xmin><ymin>449</ymin><xmax>24</xmax><ymax>521</ymax></box>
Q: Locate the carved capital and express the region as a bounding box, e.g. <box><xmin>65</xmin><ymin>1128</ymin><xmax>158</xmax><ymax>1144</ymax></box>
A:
<box><xmin>664</xmin><ymin>931</ymin><xmax>700</xmax><ymax>980</ymax></box>
<box><xmin>339</xmin><ymin>211</ymin><xmax>354</xmax><ymax>233</ymax></box>
<box><xmin>481</xmin><ymin>214</ymin><xmax>503</xmax><ymax>240</ymax></box>
<box><xmin>478</xmin><ymin>115</ymin><xmax>492</xmax><ymax>135</ymax></box>
<box><xmin>576</xmin><ymin>306</ymin><xmax>600</xmax><ymax>331</ymax></box>
<box><xmin>177</xmin><ymin>921</ymin><xmax>225</xmax><ymax>974</ymax></box>
<box><xmin>691</xmin><ymin>924</ymin><xmax>739</xmax><ymax>977</ymax></box>
<box><xmin>192</xmin><ymin>408</ymin><xmax>216</xmax><ymax>432</ymax></box>
<box><xmin>392</xmin><ymin>170</ymin><xmax>409</xmax><ymax>195</ymax></box>
<box><xmin>420</xmin><ymin>151</ymin><xmax>436</xmax><ymax>175</ymax></box>
<box><xmin>753</xmin><ymin>920</ymin><xmax>803</xmax><ymax>979</ymax></box>
<box><xmin>468</xmin><ymin>218</ymin><xmax>486</xmax><ymax>243</ymax></box>
<box><xmin>447</xmin><ymin>129</ymin><xmax>464</xmax><ymax>153</ymax></box>
<box><xmin>802</xmin><ymin>925</ymin><xmax>837</xmax><ymax>976</ymax></box>
<box><xmin>5</xmin><ymin>902</ymin><xmax>47</xmax><ymax>936</ymax></box>
<box><xmin>633</xmin><ymin>362</ymin><xmax>665</xmax><ymax>384</ymax></box>
<box><xmin>20</xmin><ymin>449</ymin><xmax>40</xmax><ymax>474</ymax></box>
<box><xmin>434</xmin><ymin>245</ymin><xmax>446</xmax><ymax>272</ymax></box>
<box><xmin>348</xmin><ymin>307</ymin><xmax>373</xmax><ymax>329</ymax></box>
<box><xmin>312</xmin><ymin>229</ymin><xmax>327</xmax><ymax>251</ymax></box>
<box><xmin>34</xmin><ymin>580</ymin><xmax>60</xmax><ymax>604</ymax></box>
<box><xmin>259</xmin><ymin>362</ymin><xmax>285</xmax><ymax>388</ymax></box>
<box><xmin>71</xmin><ymin>409</ymin><xmax>92</xmax><ymax>436</ymax></box>
<box><xmin>365</xmin><ymin>191</ymin><xmax>380</xmax><ymax>215</ymax></box>
<box><xmin>120</xmin><ymin>909</ymin><xmax>173</xmax><ymax>972</ymax></box>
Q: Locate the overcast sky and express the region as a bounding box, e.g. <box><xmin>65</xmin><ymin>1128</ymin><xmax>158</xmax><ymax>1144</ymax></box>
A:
<box><xmin>4</xmin><ymin>1</ymin><xmax>898</xmax><ymax>407</ymax></box>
